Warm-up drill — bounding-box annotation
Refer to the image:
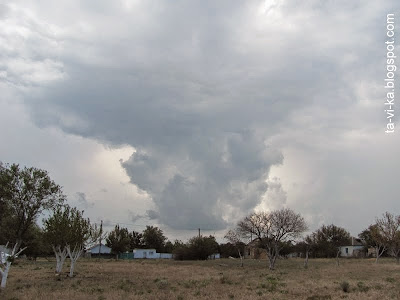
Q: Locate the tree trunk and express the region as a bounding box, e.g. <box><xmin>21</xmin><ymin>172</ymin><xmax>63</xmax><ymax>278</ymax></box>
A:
<box><xmin>69</xmin><ymin>260</ymin><xmax>75</xmax><ymax>278</ymax></box>
<box><xmin>336</xmin><ymin>248</ymin><xmax>340</xmax><ymax>266</ymax></box>
<box><xmin>66</xmin><ymin>244</ymin><xmax>83</xmax><ymax>278</ymax></box>
<box><xmin>375</xmin><ymin>245</ymin><xmax>386</xmax><ymax>263</ymax></box>
<box><xmin>238</xmin><ymin>249</ymin><xmax>243</xmax><ymax>267</ymax></box>
<box><xmin>269</xmin><ymin>254</ymin><xmax>277</xmax><ymax>270</ymax></box>
<box><xmin>304</xmin><ymin>249</ymin><xmax>309</xmax><ymax>269</ymax></box>
<box><xmin>0</xmin><ymin>262</ymin><xmax>10</xmax><ymax>288</ymax></box>
<box><xmin>53</xmin><ymin>245</ymin><xmax>68</xmax><ymax>274</ymax></box>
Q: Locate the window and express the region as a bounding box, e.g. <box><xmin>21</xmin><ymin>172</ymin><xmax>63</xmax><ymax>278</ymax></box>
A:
<box><xmin>149</xmin><ymin>251</ymin><xmax>154</xmax><ymax>255</ymax></box>
<box><xmin>345</xmin><ymin>248</ymin><xmax>348</xmax><ymax>254</ymax></box>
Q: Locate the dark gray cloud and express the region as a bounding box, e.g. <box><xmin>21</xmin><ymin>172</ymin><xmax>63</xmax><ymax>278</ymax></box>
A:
<box><xmin>1</xmin><ymin>0</ymin><xmax>399</xmax><ymax>235</ymax></box>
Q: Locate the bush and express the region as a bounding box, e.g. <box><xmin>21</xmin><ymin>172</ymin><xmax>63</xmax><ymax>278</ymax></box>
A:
<box><xmin>340</xmin><ymin>281</ymin><xmax>350</xmax><ymax>293</ymax></box>
<box><xmin>173</xmin><ymin>235</ymin><xmax>219</xmax><ymax>260</ymax></box>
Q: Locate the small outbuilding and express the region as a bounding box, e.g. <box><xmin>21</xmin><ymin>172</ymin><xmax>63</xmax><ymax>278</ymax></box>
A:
<box><xmin>340</xmin><ymin>237</ymin><xmax>364</xmax><ymax>257</ymax></box>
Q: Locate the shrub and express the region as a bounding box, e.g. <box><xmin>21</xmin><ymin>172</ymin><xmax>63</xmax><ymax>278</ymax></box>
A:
<box><xmin>340</xmin><ymin>281</ymin><xmax>350</xmax><ymax>293</ymax></box>
<box><xmin>173</xmin><ymin>235</ymin><xmax>219</xmax><ymax>260</ymax></box>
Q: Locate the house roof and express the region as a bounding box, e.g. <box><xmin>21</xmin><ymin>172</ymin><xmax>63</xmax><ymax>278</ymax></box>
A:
<box><xmin>350</xmin><ymin>237</ymin><xmax>363</xmax><ymax>246</ymax></box>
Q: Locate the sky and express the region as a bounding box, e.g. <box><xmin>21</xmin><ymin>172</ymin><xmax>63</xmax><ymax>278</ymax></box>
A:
<box><xmin>0</xmin><ymin>0</ymin><xmax>399</xmax><ymax>242</ymax></box>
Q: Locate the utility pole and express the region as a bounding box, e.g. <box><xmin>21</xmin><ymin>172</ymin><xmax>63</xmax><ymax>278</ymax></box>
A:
<box><xmin>98</xmin><ymin>220</ymin><xmax>103</xmax><ymax>256</ymax></box>
<box><xmin>198</xmin><ymin>228</ymin><xmax>201</xmax><ymax>238</ymax></box>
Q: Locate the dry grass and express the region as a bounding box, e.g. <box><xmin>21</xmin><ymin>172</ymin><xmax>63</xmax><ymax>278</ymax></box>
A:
<box><xmin>1</xmin><ymin>257</ymin><xmax>400</xmax><ymax>299</ymax></box>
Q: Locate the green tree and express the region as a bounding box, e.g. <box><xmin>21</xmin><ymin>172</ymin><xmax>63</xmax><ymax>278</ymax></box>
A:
<box><xmin>106</xmin><ymin>225</ymin><xmax>131</xmax><ymax>254</ymax></box>
<box><xmin>43</xmin><ymin>205</ymin><xmax>99</xmax><ymax>277</ymax></box>
<box><xmin>312</xmin><ymin>224</ymin><xmax>350</xmax><ymax>265</ymax></box>
<box><xmin>43</xmin><ymin>205</ymin><xmax>74</xmax><ymax>274</ymax></box>
<box><xmin>173</xmin><ymin>235</ymin><xmax>219</xmax><ymax>260</ymax></box>
<box><xmin>0</xmin><ymin>163</ymin><xmax>65</xmax><ymax>246</ymax></box>
<box><xmin>22</xmin><ymin>224</ymin><xmax>51</xmax><ymax>259</ymax></box>
<box><xmin>129</xmin><ymin>230</ymin><xmax>144</xmax><ymax>250</ymax></box>
<box><xmin>219</xmin><ymin>243</ymin><xmax>240</xmax><ymax>258</ymax></box>
<box><xmin>0</xmin><ymin>163</ymin><xmax>65</xmax><ymax>288</ymax></box>
<box><xmin>142</xmin><ymin>226</ymin><xmax>167</xmax><ymax>252</ymax></box>
<box><xmin>189</xmin><ymin>235</ymin><xmax>219</xmax><ymax>260</ymax></box>
<box><xmin>163</xmin><ymin>240</ymin><xmax>174</xmax><ymax>253</ymax></box>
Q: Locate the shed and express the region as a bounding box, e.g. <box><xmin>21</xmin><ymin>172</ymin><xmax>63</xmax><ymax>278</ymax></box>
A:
<box><xmin>340</xmin><ymin>237</ymin><xmax>364</xmax><ymax>257</ymax></box>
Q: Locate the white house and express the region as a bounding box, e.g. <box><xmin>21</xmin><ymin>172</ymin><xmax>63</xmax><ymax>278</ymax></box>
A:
<box><xmin>340</xmin><ymin>237</ymin><xmax>364</xmax><ymax>257</ymax></box>
<box><xmin>86</xmin><ymin>243</ymin><xmax>112</xmax><ymax>254</ymax></box>
<box><xmin>133</xmin><ymin>249</ymin><xmax>173</xmax><ymax>259</ymax></box>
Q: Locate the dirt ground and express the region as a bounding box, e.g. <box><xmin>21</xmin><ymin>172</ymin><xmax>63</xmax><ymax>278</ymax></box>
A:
<box><xmin>1</xmin><ymin>257</ymin><xmax>400</xmax><ymax>299</ymax></box>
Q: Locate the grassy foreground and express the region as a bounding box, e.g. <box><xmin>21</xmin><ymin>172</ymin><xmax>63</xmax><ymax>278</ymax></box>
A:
<box><xmin>1</xmin><ymin>257</ymin><xmax>400</xmax><ymax>300</ymax></box>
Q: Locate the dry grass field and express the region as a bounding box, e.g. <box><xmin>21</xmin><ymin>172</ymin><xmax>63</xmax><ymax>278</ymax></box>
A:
<box><xmin>1</xmin><ymin>257</ymin><xmax>400</xmax><ymax>300</ymax></box>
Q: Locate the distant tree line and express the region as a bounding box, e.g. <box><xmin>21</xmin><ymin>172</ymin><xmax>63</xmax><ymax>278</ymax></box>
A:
<box><xmin>1</xmin><ymin>161</ymin><xmax>400</xmax><ymax>289</ymax></box>
<box><xmin>105</xmin><ymin>225</ymin><xmax>223</xmax><ymax>261</ymax></box>
<box><xmin>105</xmin><ymin>225</ymin><xmax>170</xmax><ymax>254</ymax></box>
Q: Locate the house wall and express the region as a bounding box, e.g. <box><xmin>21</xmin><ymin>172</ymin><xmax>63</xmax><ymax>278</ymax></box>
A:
<box><xmin>340</xmin><ymin>245</ymin><xmax>364</xmax><ymax>257</ymax></box>
<box><xmin>208</xmin><ymin>253</ymin><xmax>220</xmax><ymax>259</ymax></box>
<box><xmin>159</xmin><ymin>253</ymin><xmax>173</xmax><ymax>259</ymax></box>
<box><xmin>244</xmin><ymin>246</ymin><xmax>267</xmax><ymax>259</ymax></box>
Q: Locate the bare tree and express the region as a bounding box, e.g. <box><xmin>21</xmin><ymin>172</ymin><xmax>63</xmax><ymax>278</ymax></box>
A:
<box><xmin>376</xmin><ymin>212</ymin><xmax>400</xmax><ymax>263</ymax></box>
<box><xmin>368</xmin><ymin>224</ymin><xmax>389</xmax><ymax>263</ymax></box>
<box><xmin>224</xmin><ymin>229</ymin><xmax>248</xmax><ymax>267</ymax></box>
<box><xmin>238</xmin><ymin>208</ymin><xmax>307</xmax><ymax>270</ymax></box>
